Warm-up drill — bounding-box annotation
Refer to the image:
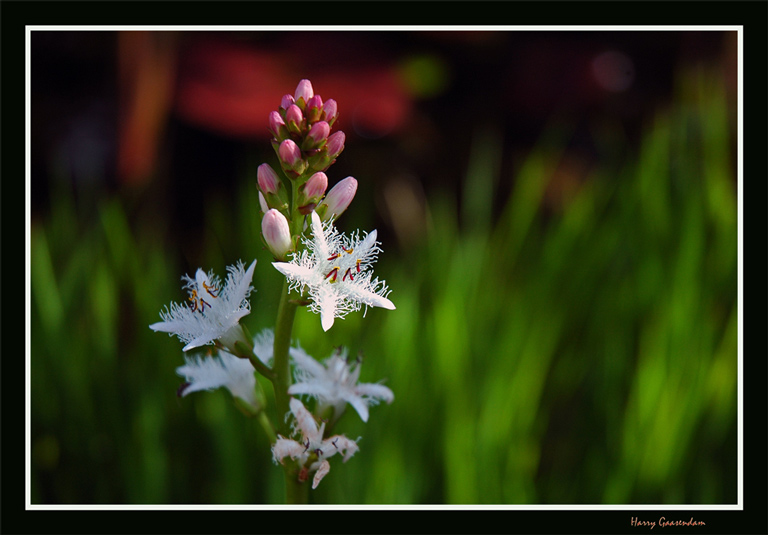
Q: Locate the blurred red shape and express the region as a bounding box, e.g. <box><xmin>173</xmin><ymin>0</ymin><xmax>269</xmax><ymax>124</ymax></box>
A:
<box><xmin>174</xmin><ymin>36</ymin><xmax>412</xmax><ymax>140</ymax></box>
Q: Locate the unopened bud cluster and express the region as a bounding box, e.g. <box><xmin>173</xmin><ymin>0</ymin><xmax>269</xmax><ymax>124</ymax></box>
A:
<box><xmin>258</xmin><ymin>79</ymin><xmax>358</xmax><ymax>260</ymax></box>
<box><xmin>268</xmin><ymin>79</ymin><xmax>344</xmax><ymax>180</ymax></box>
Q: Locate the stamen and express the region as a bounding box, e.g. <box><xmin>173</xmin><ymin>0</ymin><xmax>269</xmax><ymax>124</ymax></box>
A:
<box><xmin>189</xmin><ymin>290</ymin><xmax>199</xmax><ymax>312</ymax></box>
<box><xmin>356</xmin><ymin>259</ymin><xmax>362</xmax><ymax>273</ymax></box>
<box><xmin>199</xmin><ymin>298</ymin><xmax>211</xmax><ymax>313</ymax></box>
<box><xmin>327</xmin><ymin>253</ymin><xmax>341</xmax><ymax>261</ymax></box>
<box><xmin>325</xmin><ymin>266</ymin><xmax>339</xmax><ymax>283</ymax></box>
<box><xmin>344</xmin><ymin>247</ymin><xmax>354</xmax><ymax>254</ymax></box>
<box><xmin>203</xmin><ymin>281</ymin><xmax>219</xmax><ymax>298</ymax></box>
<box><xmin>343</xmin><ymin>268</ymin><xmax>354</xmax><ymax>282</ymax></box>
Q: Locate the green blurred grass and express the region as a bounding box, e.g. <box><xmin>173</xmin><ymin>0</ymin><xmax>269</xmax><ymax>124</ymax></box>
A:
<box><xmin>30</xmin><ymin>68</ymin><xmax>737</xmax><ymax>505</ymax></box>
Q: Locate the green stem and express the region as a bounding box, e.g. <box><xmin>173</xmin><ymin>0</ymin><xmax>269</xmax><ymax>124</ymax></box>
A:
<box><xmin>285</xmin><ymin>466</ymin><xmax>310</xmax><ymax>504</ymax></box>
<box><xmin>269</xmin><ymin>175</ymin><xmax>313</xmax><ymax>504</ymax></box>
<box><xmin>272</xmin><ymin>280</ymin><xmax>297</xmax><ymax>435</ymax></box>
<box><xmin>257</xmin><ymin>411</ymin><xmax>277</xmax><ymax>443</ymax></box>
<box><xmin>272</xmin><ymin>279</ymin><xmax>309</xmax><ymax>504</ymax></box>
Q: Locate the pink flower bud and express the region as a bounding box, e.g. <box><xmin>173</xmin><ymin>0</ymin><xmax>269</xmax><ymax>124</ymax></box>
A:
<box><xmin>307</xmin><ymin>94</ymin><xmax>323</xmax><ymax>111</ymax></box>
<box><xmin>321</xmin><ymin>176</ymin><xmax>357</xmax><ymax>219</ymax></box>
<box><xmin>307</xmin><ymin>121</ymin><xmax>330</xmax><ymax>145</ymax></box>
<box><xmin>278</xmin><ymin>139</ymin><xmax>302</xmax><ymax>168</ymax></box>
<box><xmin>285</xmin><ymin>104</ymin><xmax>303</xmax><ymax>127</ymax></box>
<box><xmin>262</xmin><ymin>209</ymin><xmax>293</xmax><ymax>259</ymax></box>
<box><xmin>326</xmin><ymin>131</ymin><xmax>345</xmax><ymax>159</ymax></box>
<box><xmin>268</xmin><ymin>111</ymin><xmax>286</xmax><ymax>139</ymax></box>
<box><xmin>294</xmin><ymin>79</ymin><xmax>314</xmax><ymax>104</ymax></box>
<box><xmin>322</xmin><ymin>99</ymin><xmax>338</xmax><ymax>124</ymax></box>
<box><xmin>304</xmin><ymin>172</ymin><xmax>328</xmax><ymax>200</ymax></box>
<box><xmin>306</xmin><ymin>95</ymin><xmax>323</xmax><ymax>122</ymax></box>
<box><xmin>257</xmin><ymin>163</ymin><xmax>280</xmax><ymax>195</ymax></box>
<box><xmin>280</xmin><ymin>94</ymin><xmax>295</xmax><ymax>110</ymax></box>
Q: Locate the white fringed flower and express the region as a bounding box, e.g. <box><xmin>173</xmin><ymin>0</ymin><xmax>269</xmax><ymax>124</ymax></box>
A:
<box><xmin>289</xmin><ymin>347</ymin><xmax>393</xmax><ymax>423</ymax></box>
<box><xmin>273</xmin><ymin>211</ymin><xmax>395</xmax><ymax>331</ymax></box>
<box><xmin>150</xmin><ymin>260</ymin><xmax>257</xmax><ymax>351</ymax></box>
<box><xmin>176</xmin><ymin>351</ymin><xmax>257</xmax><ymax>406</ymax></box>
<box><xmin>272</xmin><ymin>398</ymin><xmax>359</xmax><ymax>489</ymax></box>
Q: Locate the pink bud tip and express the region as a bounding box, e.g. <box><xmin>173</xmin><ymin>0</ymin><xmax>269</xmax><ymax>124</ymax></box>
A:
<box><xmin>278</xmin><ymin>139</ymin><xmax>302</xmax><ymax>167</ymax></box>
<box><xmin>268</xmin><ymin>111</ymin><xmax>286</xmax><ymax>138</ymax></box>
<box><xmin>262</xmin><ymin>209</ymin><xmax>293</xmax><ymax>259</ymax></box>
<box><xmin>326</xmin><ymin>131</ymin><xmax>346</xmax><ymax>159</ymax></box>
<box><xmin>304</xmin><ymin>172</ymin><xmax>328</xmax><ymax>199</ymax></box>
<box><xmin>322</xmin><ymin>99</ymin><xmax>338</xmax><ymax>123</ymax></box>
<box><xmin>285</xmin><ymin>104</ymin><xmax>303</xmax><ymax>126</ymax></box>
<box><xmin>322</xmin><ymin>176</ymin><xmax>357</xmax><ymax>219</ymax></box>
<box><xmin>280</xmin><ymin>94</ymin><xmax>295</xmax><ymax>110</ymax></box>
<box><xmin>308</xmin><ymin>121</ymin><xmax>330</xmax><ymax>144</ymax></box>
<box><xmin>257</xmin><ymin>163</ymin><xmax>281</xmax><ymax>195</ymax></box>
<box><xmin>294</xmin><ymin>79</ymin><xmax>314</xmax><ymax>104</ymax></box>
<box><xmin>307</xmin><ymin>94</ymin><xmax>323</xmax><ymax>112</ymax></box>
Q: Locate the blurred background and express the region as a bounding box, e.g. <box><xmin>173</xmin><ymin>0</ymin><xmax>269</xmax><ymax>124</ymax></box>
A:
<box><xmin>30</xmin><ymin>29</ymin><xmax>737</xmax><ymax>505</ymax></box>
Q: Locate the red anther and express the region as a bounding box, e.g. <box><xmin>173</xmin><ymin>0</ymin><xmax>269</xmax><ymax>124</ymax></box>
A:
<box><xmin>343</xmin><ymin>268</ymin><xmax>354</xmax><ymax>282</ymax></box>
<box><xmin>325</xmin><ymin>266</ymin><xmax>339</xmax><ymax>282</ymax></box>
<box><xmin>327</xmin><ymin>253</ymin><xmax>341</xmax><ymax>261</ymax></box>
<box><xmin>199</xmin><ymin>298</ymin><xmax>211</xmax><ymax>313</ymax></box>
<box><xmin>356</xmin><ymin>259</ymin><xmax>362</xmax><ymax>273</ymax></box>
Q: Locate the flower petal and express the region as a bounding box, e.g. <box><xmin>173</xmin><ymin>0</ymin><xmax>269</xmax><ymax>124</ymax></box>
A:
<box><xmin>346</xmin><ymin>395</ymin><xmax>370</xmax><ymax>423</ymax></box>
<box><xmin>288</xmin><ymin>381</ymin><xmax>334</xmax><ymax>398</ymax></box>
<box><xmin>272</xmin><ymin>437</ymin><xmax>306</xmax><ymax>464</ymax></box>
<box><xmin>312</xmin><ymin>460</ymin><xmax>331</xmax><ymax>489</ymax></box>
<box><xmin>290</xmin><ymin>398</ymin><xmax>322</xmax><ymax>442</ymax></box>
<box><xmin>309</xmin><ymin>211</ymin><xmax>330</xmax><ymax>261</ymax></box>
<box><xmin>343</xmin><ymin>283</ymin><xmax>395</xmax><ymax>310</ymax></box>
<box><xmin>321</xmin><ymin>302</ymin><xmax>336</xmax><ymax>331</ymax></box>
<box><xmin>354</xmin><ymin>383</ymin><xmax>395</xmax><ymax>404</ymax></box>
<box><xmin>273</xmin><ymin>262</ymin><xmax>315</xmax><ymax>285</ymax></box>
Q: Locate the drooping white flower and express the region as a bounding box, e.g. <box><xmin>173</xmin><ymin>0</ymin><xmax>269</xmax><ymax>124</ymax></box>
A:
<box><xmin>249</xmin><ymin>327</ymin><xmax>309</xmax><ymax>368</ymax></box>
<box><xmin>273</xmin><ymin>211</ymin><xmax>395</xmax><ymax>331</ymax></box>
<box><xmin>251</xmin><ymin>327</ymin><xmax>275</xmax><ymax>366</ymax></box>
<box><xmin>272</xmin><ymin>398</ymin><xmax>359</xmax><ymax>489</ymax></box>
<box><xmin>289</xmin><ymin>347</ymin><xmax>394</xmax><ymax>423</ymax></box>
<box><xmin>150</xmin><ymin>260</ymin><xmax>257</xmax><ymax>351</ymax></box>
<box><xmin>176</xmin><ymin>351</ymin><xmax>257</xmax><ymax>406</ymax></box>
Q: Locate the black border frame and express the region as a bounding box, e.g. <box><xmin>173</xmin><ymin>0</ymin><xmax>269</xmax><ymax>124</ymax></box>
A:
<box><xmin>3</xmin><ymin>2</ymin><xmax>766</xmax><ymax>534</ymax></box>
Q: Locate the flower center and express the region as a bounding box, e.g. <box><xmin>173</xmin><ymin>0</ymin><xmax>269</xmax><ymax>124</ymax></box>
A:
<box><xmin>324</xmin><ymin>249</ymin><xmax>360</xmax><ymax>284</ymax></box>
<box><xmin>189</xmin><ymin>280</ymin><xmax>219</xmax><ymax>313</ymax></box>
